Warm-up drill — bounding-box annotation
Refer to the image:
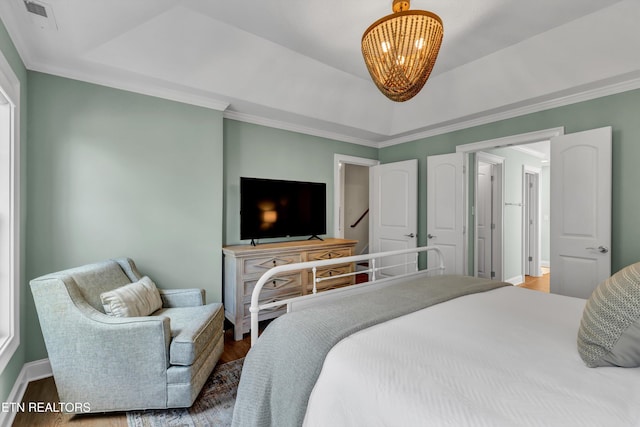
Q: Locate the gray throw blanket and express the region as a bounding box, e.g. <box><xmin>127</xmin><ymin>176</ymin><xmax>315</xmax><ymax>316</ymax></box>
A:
<box><xmin>232</xmin><ymin>274</ymin><xmax>507</xmax><ymax>427</ymax></box>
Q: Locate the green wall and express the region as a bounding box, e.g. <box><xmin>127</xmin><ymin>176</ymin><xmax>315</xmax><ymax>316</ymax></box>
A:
<box><xmin>380</xmin><ymin>88</ymin><xmax>640</xmax><ymax>274</ymax></box>
<box><xmin>223</xmin><ymin>119</ymin><xmax>378</xmax><ymax>245</ymax></box>
<box><xmin>25</xmin><ymin>72</ymin><xmax>224</xmax><ymax>361</ymax></box>
<box><xmin>22</xmin><ymin>79</ymin><xmax>377</xmax><ymax>364</ymax></box>
<box><xmin>0</xmin><ymin>16</ymin><xmax>27</xmax><ymax>404</ymax></box>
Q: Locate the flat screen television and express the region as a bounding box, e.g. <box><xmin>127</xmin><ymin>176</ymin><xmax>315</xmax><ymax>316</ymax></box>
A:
<box><xmin>240</xmin><ymin>177</ymin><xmax>326</xmax><ymax>243</ymax></box>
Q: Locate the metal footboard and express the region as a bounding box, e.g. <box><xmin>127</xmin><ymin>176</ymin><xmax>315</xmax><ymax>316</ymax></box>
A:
<box><xmin>249</xmin><ymin>245</ymin><xmax>445</xmax><ymax>346</ymax></box>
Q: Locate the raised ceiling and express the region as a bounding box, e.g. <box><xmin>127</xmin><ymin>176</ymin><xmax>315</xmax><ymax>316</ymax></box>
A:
<box><xmin>1</xmin><ymin>0</ymin><xmax>639</xmax><ymax>147</ymax></box>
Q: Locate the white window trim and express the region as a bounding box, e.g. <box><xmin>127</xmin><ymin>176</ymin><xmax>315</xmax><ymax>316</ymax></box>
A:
<box><xmin>0</xmin><ymin>47</ymin><xmax>21</xmax><ymax>375</ymax></box>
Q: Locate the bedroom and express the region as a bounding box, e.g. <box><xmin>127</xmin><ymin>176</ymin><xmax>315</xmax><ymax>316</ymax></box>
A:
<box><xmin>1</xmin><ymin>0</ymin><xmax>640</xmax><ymax>425</ymax></box>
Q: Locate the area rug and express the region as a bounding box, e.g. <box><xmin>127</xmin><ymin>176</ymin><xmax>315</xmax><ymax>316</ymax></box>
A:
<box><xmin>127</xmin><ymin>358</ymin><xmax>244</xmax><ymax>427</ymax></box>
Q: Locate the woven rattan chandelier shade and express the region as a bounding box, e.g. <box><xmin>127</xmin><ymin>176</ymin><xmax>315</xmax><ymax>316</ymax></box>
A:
<box><xmin>362</xmin><ymin>0</ymin><xmax>443</xmax><ymax>102</ymax></box>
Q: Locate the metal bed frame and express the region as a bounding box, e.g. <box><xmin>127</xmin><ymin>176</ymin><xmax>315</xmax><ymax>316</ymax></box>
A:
<box><xmin>249</xmin><ymin>245</ymin><xmax>445</xmax><ymax>345</ymax></box>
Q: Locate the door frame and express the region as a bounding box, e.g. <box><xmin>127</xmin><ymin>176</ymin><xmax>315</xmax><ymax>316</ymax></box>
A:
<box><xmin>333</xmin><ymin>154</ymin><xmax>379</xmax><ymax>239</ymax></box>
<box><xmin>474</xmin><ymin>152</ymin><xmax>505</xmax><ymax>280</ymax></box>
<box><xmin>522</xmin><ymin>165</ymin><xmax>542</xmax><ymax>278</ymax></box>
<box><xmin>456</xmin><ymin>127</ymin><xmax>564</xmax><ymax>279</ymax></box>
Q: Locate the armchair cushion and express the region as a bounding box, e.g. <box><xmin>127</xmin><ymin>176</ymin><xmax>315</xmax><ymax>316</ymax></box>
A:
<box><xmin>101</xmin><ymin>276</ymin><xmax>163</xmax><ymax>317</ymax></box>
<box><xmin>158</xmin><ymin>288</ymin><xmax>206</xmax><ymax>307</ymax></box>
<box><xmin>155</xmin><ymin>302</ymin><xmax>224</xmax><ymax>366</ymax></box>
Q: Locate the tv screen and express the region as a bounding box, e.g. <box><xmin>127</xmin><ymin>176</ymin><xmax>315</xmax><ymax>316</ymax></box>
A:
<box><xmin>240</xmin><ymin>177</ymin><xmax>326</xmax><ymax>242</ymax></box>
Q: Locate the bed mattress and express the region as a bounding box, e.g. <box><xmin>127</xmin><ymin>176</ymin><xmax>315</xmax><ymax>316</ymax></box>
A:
<box><xmin>304</xmin><ymin>286</ymin><xmax>640</xmax><ymax>427</ymax></box>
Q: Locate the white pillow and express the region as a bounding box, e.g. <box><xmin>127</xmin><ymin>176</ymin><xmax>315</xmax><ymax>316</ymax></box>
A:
<box><xmin>100</xmin><ymin>276</ymin><xmax>163</xmax><ymax>317</ymax></box>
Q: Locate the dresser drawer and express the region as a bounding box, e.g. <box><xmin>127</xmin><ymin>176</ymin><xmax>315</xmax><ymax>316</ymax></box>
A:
<box><xmin>243</xmin><ymin>272</ymin><xmax>303</xmax><ymax>299</ymax></box>
<box><xmin>306</xmin><ymin>247</ymin><xmax>352</xmax><ymax>262</ymax></box>
<box><xmin>306</xmin><ymin>264</ymin><xmax>354</xmax><ymax>293</ymax></box>
<box><xmin>242</xmin><ymin>253</ymin><xmax>302</xmax><ymax>276</ymax></box>
<box><xmin>242</xmin><ymin>289</ymin><xmax>300</xmax><ymax>317</ymax></box>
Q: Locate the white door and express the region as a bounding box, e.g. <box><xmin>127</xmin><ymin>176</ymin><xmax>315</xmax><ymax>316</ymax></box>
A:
<box><xmin>476</xmin><ymin>162</ymin><xmax>493</xmax><ymax>279</ymax></box>
<box><xmin>369</xmin><ymin>159</ymin><xmax>418</xmax><ymax>276</ymax></box>
<box><xmin>523</xmin><ymin>168</ymin><xmax>542</xmax><ymax>278</ymax></box>
<box><xmin>524</xmin><ymin>173</ymin><xmax>535</xmax><ymax>276</ymax></box>
<box><xmin>427</xmin><ymin>153</ymin><xmax>464</xmax><ymax>274</ymax></box>
<box><xmin>550</xmin><ymin>126</ymin><xmax>611</xmax><ymax>298</ymax></box>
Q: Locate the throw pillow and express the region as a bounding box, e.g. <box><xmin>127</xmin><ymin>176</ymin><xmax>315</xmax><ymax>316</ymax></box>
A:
<box><xmin>577</xmin><ymin>262</ymin><xmax>640</xmax><ymax>367</ymax></box>
<box><xmin>100</xmin><ymin>276</ymin><xmax>163</xmax><ymax>317</ymax></box>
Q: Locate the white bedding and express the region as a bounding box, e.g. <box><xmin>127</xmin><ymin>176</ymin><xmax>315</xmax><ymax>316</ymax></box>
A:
<box><xmin>303</xmin><ymin>286</ymin><xmax>640</xmax><ymax>427</ymax></box>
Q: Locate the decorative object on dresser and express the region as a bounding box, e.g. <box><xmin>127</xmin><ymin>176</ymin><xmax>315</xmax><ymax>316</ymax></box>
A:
<box><xmin>223</xmin><ymin>238</ymin><xmax>357</xmax><ymax>340</ymax></box>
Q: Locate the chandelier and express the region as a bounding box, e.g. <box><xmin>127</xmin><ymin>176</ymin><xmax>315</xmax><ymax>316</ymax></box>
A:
<box><xmin>362</xmin><ymin>0</ymin><xmax>443</xmax><ymax>102</ymax></box>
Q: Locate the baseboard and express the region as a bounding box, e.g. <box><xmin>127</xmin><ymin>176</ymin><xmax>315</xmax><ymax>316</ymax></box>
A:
<box><xmin>541</xmin><ymin>260</ymin><xmax>550</xmax><ymax>268</ymax></box>
<box><xmin>0</xmin><ymin>358</ymin><xmax>52</xmax><ymax>427</ymax></box>
<box><xmin>506</xmin><ymin>275</ymin><xmax>524</xmax><ymax>286</ymax></box>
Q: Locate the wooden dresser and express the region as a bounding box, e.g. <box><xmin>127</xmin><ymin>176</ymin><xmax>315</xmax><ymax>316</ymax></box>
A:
<box><xmin>223</xmin><ymin>238</ymin><xmax>357</xmax><ymax>340</ymax></box>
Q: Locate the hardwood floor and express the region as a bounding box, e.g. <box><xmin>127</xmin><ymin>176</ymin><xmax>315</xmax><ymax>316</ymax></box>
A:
<box><xmin>11</xmin><ymin>275</ymin><xmax>550</xmax><ymax>426</ymax></box>
<box><xmin>11</xmin><ymin>327</ymin><xmax>252</xmax><ymax>427</ymax></box>
<box><xmin>519</xmin><ymin>270</ymin><xmax>551</xmax><ymax>293</ymax></box>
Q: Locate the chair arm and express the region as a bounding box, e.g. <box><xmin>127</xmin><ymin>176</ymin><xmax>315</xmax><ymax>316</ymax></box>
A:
<box><xmin>158</xmin><ymin>288</ymin><xmax>205</xmax><ymax>307</ymax></box>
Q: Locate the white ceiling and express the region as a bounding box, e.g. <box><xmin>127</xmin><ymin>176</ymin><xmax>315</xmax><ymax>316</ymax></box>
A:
<box><xmin>1</xmin><ymin>0</ymin><xmax>639</xmax><ymax>147</ymax></box>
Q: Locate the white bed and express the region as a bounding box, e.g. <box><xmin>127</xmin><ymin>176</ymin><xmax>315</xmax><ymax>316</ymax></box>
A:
<box><xmin>305</xmin><ymin>286</ymin><xmax>640</xmax><ymax>427</ymax></box>
<box><xmin>232</xmin><ymin>247</ymin><xmax>640</xmax><ymax>427</ymax></box>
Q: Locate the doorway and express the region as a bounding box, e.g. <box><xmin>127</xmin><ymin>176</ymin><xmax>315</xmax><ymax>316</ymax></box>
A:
<box><xmin>343</xmin><ymin>163</ymin><xmax>370</xmax><ymax>255</ymax></box>
<box><xmin>471</xmin><ymin>145</ymin><xmax>548</xmax><ymax>284</ymax></box>
<box><xmin>334</xmin><ymin>155</ymin><xmax>418</xmax><ymax>277</ymax></box>
<box><xmin>457</xmin><ymin>128</ymin><xmax>560</xmax><ymax>284</ymax></box>
<box><xmin>333</xmin><ymin>154</ymin><xmax>379</xmax><ymax>255</ymax></box>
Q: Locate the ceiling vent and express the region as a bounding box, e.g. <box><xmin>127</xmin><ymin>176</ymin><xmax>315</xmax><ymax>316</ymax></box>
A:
<box><xmin>24</xmin><ymin>0</ymin><xmax>47</xmax><ymax>17</ymax></box>
<box><xmin>22</xmin><ymin>0</ymin><xmax>57</xmax><ymax>30</ymax></box>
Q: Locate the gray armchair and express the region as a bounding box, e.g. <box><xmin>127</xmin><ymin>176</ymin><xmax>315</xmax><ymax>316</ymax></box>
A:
<box><xmin>30</xmin><ymin>257</ymin><xmax>224</xmax><ymax>413</ymax></box>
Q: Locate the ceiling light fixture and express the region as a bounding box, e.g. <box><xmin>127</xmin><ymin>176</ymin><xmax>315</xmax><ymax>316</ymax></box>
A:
<box><xmin>362</xmin><ymin>0</ymin><xmax>443</xmax><ymax>102</ymax></box>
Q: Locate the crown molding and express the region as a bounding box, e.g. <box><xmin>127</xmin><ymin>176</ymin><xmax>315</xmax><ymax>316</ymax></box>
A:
<box><xmin>223</xmin><ymin>110</ymin><xmax>379</xmax><ymax>148</ymax></box>
<box><xmin>17</xmin><ymin>59</ymin><xmax>640</xmax><ymax>150</ymax></box>
<box><xmin>379</xmin><ymin>74</ymin><xmax>640</xmax><ymax>148</ymax></box>
<box><xmin>20</xmin><ymin>59</ymin><xmax>377</xmax><ymax>147</ymax></box>
<box><xmin>27</xmin><ymin>60</ymin><xmax>231</xmax><ymax>112</ymax></box>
